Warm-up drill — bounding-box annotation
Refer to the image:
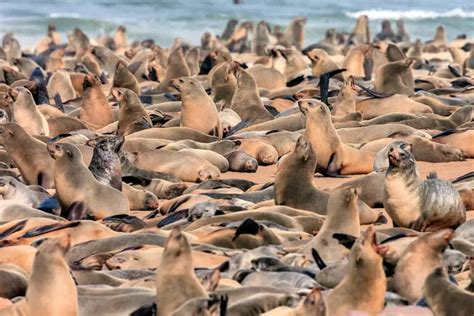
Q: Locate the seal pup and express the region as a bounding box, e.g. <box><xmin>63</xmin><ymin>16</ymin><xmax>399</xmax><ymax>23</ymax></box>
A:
<box><xmin>423</xmin><ymin>266</ymin><xmax>474</xmax><ymax>316</ymax></box>
<box><xmin>0</xmin><ymin>123</ymin><xmax>54</xmax><ymax>188</ymax></box>
<box><xmin>9</xmin><ymin>86</ymin><xmax>48</xmax><ymax>135</ymax></box>
<box><xmin>1</xmin><ymin>235</ymin><xmax>79</xmax><ymax>316</ymax></box>
<box><xmin>112</xmin><ymin>87</ymin><xmax>152</xmax><ymax>136</ymax></box>
<box><xmin>299</xmin><ymin>99</ymin><xmax>375</xmax><ymax>175</ymax></box>
<box><xmin>230</xmin><ymin>67</ymin><xmax>273</xmax><ymax>125</ymax></box>
<box><xmin>48</xmin><ymin>142</ymin><xmax>129</xmax><ymax>219</ymax></box>
<box><xmin>79</xmin><ymin>73</ymin><xmax>114</xmax><ymax>129</ymax></box>
<box><xmin>155</xmin><ymin>228</ymin><xmax>208</xmax><ymax>315</ymax></box>
<box><xmin>393</xmin><ymin>229</ymin><xmax>453</xmax><ymax>303</ymax></box>
<box><xmin>171</xmin><ymin>77</ymin><xmax>223</xmax><ymax>138</ymax></box>
<box><xmin>383</xmin><ymin>141</ymin><xmax>466</xmax><ymax>231</ymax></box>
<box><xmin>324</xmin><ymin>226</ymin><xmax>387</xmax><ymax>316</ymax></box>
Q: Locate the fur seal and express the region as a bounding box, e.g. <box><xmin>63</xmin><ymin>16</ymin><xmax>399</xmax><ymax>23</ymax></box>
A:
<box><xmin>225</xmin><ymin>150</ymin><xmax>258</xmax><ymax>172</ymax></box>
<box><xmin>231</xmin><ymin>67</ymin><xmax>273</xmax><ymax>124</ymax></box>
<box><xmin>79</xmin><ymin>73</ymin><xmax>114</xmax><ymax>128</ymax></box>
<box><xmin>112</xmin><ymin>87</ymin><xmax>152</xmax><ymax>136</ymax></box>
<box><xmin>324</xmin><ymin>226</ymin><xmax>387</xmax><ymax>316</ymax></box>
<box><xmin>423</xmin><ymin>266</ymin><xmax>474</xmax><ymax>316</ymax></box>
<box><xmin>1</xmin><ymin>235</ymin><xmax>79</xmax><ymax>315</ymax></box>
<box><xmin>383</xmin><ymin>142</ymin><xmax>466</xmax><ymax>231</ymax></box>
<box><xmin>301</xmin><ymin>187</ymin><xmax>361</xmax><ymax>260</ymax></box>
<box><xmin>112</xmin><ymin>60</ymin><xmax>140</xmax><ymax>95</ymax></box>
<box><xmin>9</xmin><ymin>86</ymin><xmax>48</xmax><ymax>135</ymax></box>
<box><xmin>155</xmin><ymin>228</ymin><xmax>208</xmax><ymax>315</ymax></box>
<box><xmin>127</xmin><ymin>127</ymin><xmax>218</xmax><ymax>142</ymax></box>
<box><xmin>46</xmin><ymin>70</ymin><xmax>76</xmax><ymax>102</ymax></box>
<box><xmin>299</xmin><ymin>99</ymin><xmax>375</xmax><ymax>175</ymax></box>
<box><xmin>48</xmin><ymin>142</ymin><xmax>129</xmax><ymax>219</ymax></box>
<box><xmin>307</xmin><ymin>48</ymin><xmax>340</xmax><ymax>78</ymax></box>
<box><xmin>331</xmin><ymin>75</ymin><xmax>357</xmax><ymax>116</ymax></box>
<box><xmin>393</xmin><ymin>229</ymin><xmax>453</xmax><ymax>303</ymax></box>
<box><xmin>374</xmin><ymin>59</ymin><xmax>414</xmax><ymax>95</ymax></box>
<box><xmin>153</xmin><ymin>47</ymin><xmax>190</xmax><ymax>93</ymax></box>
<box><xmin>274</xmin><ymin>135</ymin><xmax>381</xmax><ymax>224</ymax></box>
<box><xmin>131</xmin><ymin>149</ymin><xmax>221</xmax><ymax>183</ymax></box>
<box><xmin>171</xmin><ymin>77</ymin><xmax>223</xmax><ymax>137</ymax></box>
<box><xmin>0</xmin><ymin>123</ymin><xmax>54</xmax><ymax>188</ymax></box>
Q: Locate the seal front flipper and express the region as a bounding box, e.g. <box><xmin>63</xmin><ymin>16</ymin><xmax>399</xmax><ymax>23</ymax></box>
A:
<box><xmin>324</xmin><ymin>153</ymin><xmax>348</xmax><ymax>178</ymax></box>
<box><xmin>0</xmin><ymin>219</ymin><xmax>27</xmax><ymax>238</ymax></box>
<box><xmin>232</xmin><ymin>218</ymin><xmax>260</xmax><ymax>241</ymax></box>
<box><xmin>332</xmin><ymin>233</ymin><xmax>357</xmax><ymax>249</ymax></box>
<box><xmin>66</xmin><ymin>201</ymin><xmax>88</xmax><ymax>221</ymax></box>
<box><xmin>311</xmin><ymin>248</ymin><xmax>327</xmax><ymax>270</ymax></box>
<box><xmin>319</xmin><ymin>68</ymin><xmax>346</xmax><ymax>105</ymax></box>
<box><xmin>53</xmin><ymin>93</ymin><xmax>65</xmax><ymax>112</ymax></box>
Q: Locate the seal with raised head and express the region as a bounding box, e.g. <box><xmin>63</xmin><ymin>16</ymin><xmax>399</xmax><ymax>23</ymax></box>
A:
<box><xmin>112</xmin><ymin>87</ymin><xmax>152</xmax><ymax>136</ymax></box>
<box><xmin>171</xmin><ymin>77</ymin><xmax>223</xmax><ymax>138</ymax></box>
<box><xmin>9</xmin><ymin>86</ymin><xmax>48</xmax><ymax>136</ymax></box>
<box><xmin>383</xmin><ymin>141</ymin><xmax>466</xmax><ymax>231</ymax></box>
<box><xmin>48</xmin><ymin>142</ymin><xmax>129</xmax><ymax>219</ymax></box>
<box><xmin>79</xmin><ymin>73</ymin><xmax>114</xmax><ymax>129</ymax></box>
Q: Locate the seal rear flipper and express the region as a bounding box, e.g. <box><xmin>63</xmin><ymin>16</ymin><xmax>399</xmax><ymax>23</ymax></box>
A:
<box><xmin>432</xmin><ymin>128</ymin><xmax>464</xmax><ymax>139</ymax></box>
<box><xmin>130</xmin><ymin>303</ymin><xmax>156</xmax><ymax>316</ymax></box>
<box><xmin>311</xmin><ymin>248</ymin><xmax>327</xmax><ymax>270</ymax></box>
<box><xmin>66</xmin><ymin>201</ymin><xmax>88</xmax><ymax>221</ymax></box>
<box><xmin>232</xmin><ymin>218</ymin><xmax>260</xmax><ymax>241</ymax></box>
<box><xmin>319</xmin><ymin>68</ymin><xmax>346</xmax><ymax>105</ymax></box>
<box><xmin>226</xmin><ymin>120</ymin><xmax>251</xmax><ymax>136</ymax></box>
<box><xmin>332</xmin><ymin>233</ymin><xmax>357</xmax><ymax>249</ymax></box>
<box><xmin>286</xmin><ymin>75</ymin><xmax>306</xmax><ymax>87</ymax></box>
<box><xmin>157</xmin><ymin>209</ymin><xmax>189</xmax><ymax>227</ymax></box>
<box><xmin>20</xmin><ymin>221</ymin><xmax>81</xmax><ymax>239</ymax></box>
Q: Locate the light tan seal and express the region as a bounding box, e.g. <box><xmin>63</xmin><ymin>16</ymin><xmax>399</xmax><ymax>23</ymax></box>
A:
<box><xmin>171</xmin><ymin>77</ymin><xmax>223</xmax><ymax>138</ymax></box>
<box><xmin>112</xmin><ymin>87</ymin><xmax>152</xmax><ymax>136</ymax></box>
<box><xmin>9</xmin><ymin>86</ymin><xmax>48</xmax><ymax>135</ymax></box>
<box><xmin>0</xmin><ymin>123</ymin><xmax>54</xmax><ymax>188</ymax></box>
<box><xmin>155</xmin><ymin>228</ymin><xmax>208</xmax><ymax>315</ymax></box>
<box><xmin>47</xmin><ymin>142</ymin><xmax>129</xmax><ymax>219</ymax></box>
<box><xmin>79</xmin><ymin>73</ymin><xmax>114</xmax><ymax>129</ymax></box>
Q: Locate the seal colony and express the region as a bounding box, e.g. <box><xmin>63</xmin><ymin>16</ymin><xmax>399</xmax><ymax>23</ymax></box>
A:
<box><xmin>0</xmin><ymin>13</ymin><xmax>473</xmax><ymax>315</ymax></box>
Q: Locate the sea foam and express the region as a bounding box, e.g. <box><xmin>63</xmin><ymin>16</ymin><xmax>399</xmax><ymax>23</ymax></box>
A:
<box><xmin>345</xmin><ymin>8</ymin><xmax>474</xmax><ymax>20</ymax></box>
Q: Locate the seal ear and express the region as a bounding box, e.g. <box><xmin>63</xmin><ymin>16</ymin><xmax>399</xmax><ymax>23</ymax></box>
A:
<box><xmin>66</xmin><ymin>149</ymin><xmax>73</xmax><ymax>158</ymax></box>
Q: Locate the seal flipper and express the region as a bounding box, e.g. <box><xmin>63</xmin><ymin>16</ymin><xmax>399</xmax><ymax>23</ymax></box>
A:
<box><xmin>232</xmin><ymin>218</ymin><xmax>260</xmax><ymax>241</ymax></box>
<box><xmin>66</xmin><ymin>201</ymin><xmax>88</xmax><ymax>221</ymax></box>
<box><xmin>355</xmin><ymin>82</ymin><xmax>394</xmax><ymax>98</ymax></box>
<box><xmin>102</xmin><ymin>214</ymin><xmax>146</xmax><ymax>232</ymax></box>
<box><xmin>157</xmin><ymin>209</ymin><xmax>189</xmax><ymax>227</ymax></box>
<box><xmin>53</xmin><ymin>93</ymin><xmax>65</xmax><ymax>112</ymax></box>
<box><xmin>324</xmin><ymin>153</ymin><xmax>347</xmax><ymax>178</ymax></box>
<box><xmin>332</xmin><ymin>233</ymin><xmax>357</xmax><ymax>249</ymax></box>
<box><xmin>311</xmin><ymin>248</ymin><xmax>327</xmax><ymax>270</ymax></box>
<box><xmin>20</xmin><ymin>221</ymin><xmax>81</xmax><ymax>239</ymax></box>
<box><xmin>122</xmin><ymin>175</ymin><xmax>152</xmax><ymax>186</ymax></box>
<box><xmin>130</xmin><ymin>303</ymin><xmax>156</xmax><ymax>316</ymax></box>
<box><xmin>220</xmin><ymin>294</ymin><xmax>228</xmax><ymax>316</ymax></box>
<box><xmin>319</xmin><ymin>68</ymin><xmax>346</xmax><ymax>105</ymax></box>
<box><xmin>0</xmin><ymin>219</ymin><xmax>27</xmax><ymax>238</ymax></box>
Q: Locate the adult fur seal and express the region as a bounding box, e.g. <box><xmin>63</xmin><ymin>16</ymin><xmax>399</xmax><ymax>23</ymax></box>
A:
<box><xmin>1</xmin><ymin>235</ymin><xmax>79</xmax><ymax>316</ymax></box>
<box><xmin>324</xmin><ymin>226</ymin><xmax>387</xmax><ymax>316</ymax></box>
<box><xmin>171</xmin><ymin>77</ymin><xmax>223</xmax><ymax>138</ymax></box>
<box><xmin>48</xmin><ymin>142</ymin><xmax>129</xmax><ymax>219</ymax></box>
<box><xmin>79</xmin><ymin>73</ymin><xmax>113</xmax><ymax>129</ymax></box>
<box><xmin>274</xmin><ymin>135</ymin><xmax>381</xmax><ymax>224</ymax></box>
<box><xmin>9</xmin><ymin>86</ymin><xmax>49</xmax><ymax>136</ymax></box>
<box><xmin>112</xmin><ymin>87</ymin><xmax>152</xmax><ymax>136</ymax></box>
<box><xmin>112</xmin><ymin>60</ymin><xmax>140</xmax><ymax>95</ymax></box>
<box><xmin>422</xmin><ymin>266</ymin><xmax>474</xmax><ymax>316</ymax></box>
<box><xmin>87</xmin><ymin>135</ymin><xmax>124</xmax><ymax>191</ymax></box>
<box><xmin>393</xmin><ymin>229</ymin><xmax>453</xmax><ymax>303</ymax></box>
<box><xmin>155</xmin><ymin>228</ymin><xmax>208</xmax><ymax>315</ymax></box>
<box><xmin>231</xmin><ymin>67</ymin><xmax>273</xmax><ymax>124</ymax></box>
<box><xmin>0</xmin><ymin>123</ymin><xmax>54</xmax><ymax>188</ymax></box>
<box><xmin>301</xmin><ymin>187</ymin><xmax>361</xmax><ymax>260</ymax></box>
<box><xmin>374</xmin><ymin>59</ymin><xmax>414</xmax><ymax>95</ymax></box>
<box><xmin>299</xmin><ymin>99</ymin><xmax>375</xmax><ymax>175</ymax></box>
<box><xmin>383</xmin><ymin>142</ymin><xmax>465</xmax><ymax>231</ymax></box>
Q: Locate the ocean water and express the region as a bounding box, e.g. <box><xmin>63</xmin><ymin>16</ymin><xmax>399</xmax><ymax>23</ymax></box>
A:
<box><xmin>0</xmin><ymin>0</ymin><xmax>473</xmax><ymax>49</ymax></box>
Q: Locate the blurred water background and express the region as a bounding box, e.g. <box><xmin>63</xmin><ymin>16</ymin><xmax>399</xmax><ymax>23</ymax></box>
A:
<box><xmin>0</xmin><ymin>0</ymin><xmax>473</xmax><ymax>48</ymax></box>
